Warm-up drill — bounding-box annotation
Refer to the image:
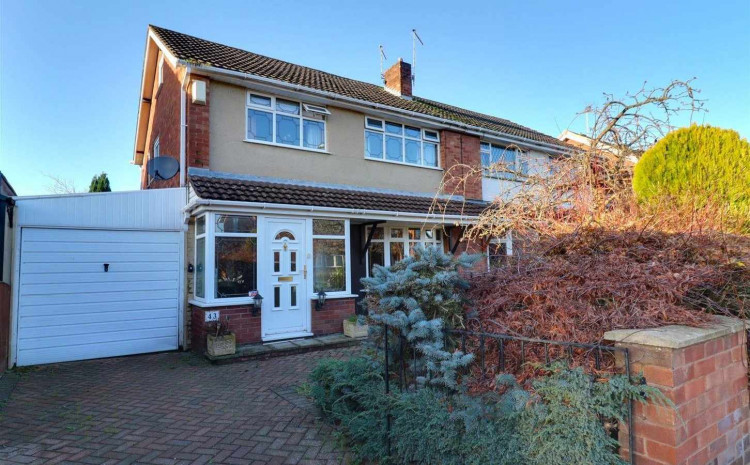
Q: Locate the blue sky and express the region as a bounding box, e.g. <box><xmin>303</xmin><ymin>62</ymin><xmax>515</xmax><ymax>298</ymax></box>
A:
<box><xmin>2</xmin><ymin>0</ymin><xmax>748</xmax><ymax>195</ymax></box>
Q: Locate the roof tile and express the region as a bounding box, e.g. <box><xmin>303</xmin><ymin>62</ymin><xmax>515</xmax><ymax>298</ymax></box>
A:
<box><xmin>150</xmin><ymin>25</ymin><xmax>569</xmax><ymax>150</ymax></box>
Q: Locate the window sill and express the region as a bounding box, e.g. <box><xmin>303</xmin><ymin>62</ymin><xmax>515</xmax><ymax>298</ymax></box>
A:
<box><xmin>364</xmin><ymin>157</ymin><xmax>443</xmax><ymax>171</ymax></box>
<box><xmin>308</xmin><ymin>293</ymin><xmax>357</xmax><ymax>300</ymax></box>
<box><xmin>243</xmin><ymin>139</ymin><xmax>330</xmax><ymax>155</ymax></box>
<box><xmin>189</xmin><ymin>298</ymin><xmax>255</xmax><ymax>308</ymax></box>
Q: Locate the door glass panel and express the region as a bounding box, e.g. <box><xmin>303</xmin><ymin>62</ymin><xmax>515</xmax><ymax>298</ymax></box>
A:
<box><xmin>273</xmin><ymin>251</ymin><xmax>280</xmax><ymax>273</ymax></box>
<box><xmin>275</xmin><ymin>231</ymin><xmax>295</xmax><ymax>240</ymax></box>
<box><xmin>290</xmin><ymin>251</ymin><xmax>297</xmax><ymax>272</ymax></box>
<box><xmin>290</xmin><ymin>286</ymin><xmax>297</xmax><ymax>307</ymax></box>
<box><xmin>273</xmin><ymin>286</ymin><xmax>281</xmax><ymax>308</ymax></box>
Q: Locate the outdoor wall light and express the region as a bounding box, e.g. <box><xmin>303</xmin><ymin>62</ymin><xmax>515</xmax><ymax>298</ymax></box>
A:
<box><xmin>315</xmin><ymin>290</ymin><xmax>327</xmax><ymax>311</ymax></box>
<box><xmin>251</xmin><ymin>291</ymin><xmax>263</xmax><ymax>316</ymax></box>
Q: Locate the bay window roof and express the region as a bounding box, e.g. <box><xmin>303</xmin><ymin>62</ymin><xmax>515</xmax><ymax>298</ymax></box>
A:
<box><xmin>189</xmin><ymin>172</ymin><xmax>488</xmax><ymax>217</ymax></box>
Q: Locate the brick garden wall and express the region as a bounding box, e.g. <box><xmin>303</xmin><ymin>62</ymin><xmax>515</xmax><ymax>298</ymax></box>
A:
<box><xmin>607</xmin><ymin>317</ymin><xmax>749</xmax><ymax>465</ymax></box>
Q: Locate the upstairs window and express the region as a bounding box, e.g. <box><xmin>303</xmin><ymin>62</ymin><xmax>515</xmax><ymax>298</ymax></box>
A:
<box><xmin>246</xmin><ymin>92</ymin><xmax>327</xmax><ymax>151</ymax></box>
<box><xmin>481</xmin><ymin>143</ymin><xmax>529</xmax><ymax>180</ymax></box>
<box><xmin>365</xmin><ymin>118</ymin><xmax>439</xmax><ymax>168</ymax></box>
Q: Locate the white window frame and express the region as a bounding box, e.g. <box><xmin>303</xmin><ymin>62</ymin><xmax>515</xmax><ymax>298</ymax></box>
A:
<box><xmin>364</xmin><ymin>117</ymin><xmax>441</xmax><ymax>169</ymax></box>
<box><xmin>481</xmin><ymin>142</ymin><xmax>529</xmax><ymax>180</ymax></box>
<box><xmin>486</xmin><ymin>233</ymin><xmax>513</xmax><ymax>270</ymax></box>
<box><xmin>310</xmin><ymin>218</ymin><xmax>351</xmax><ymax>297</ymax></box>
<box><xmin>244</xmin><ymin>91</ymin><xmax>328</xmax><ymax>153</ymax></box>
<box><xmin>364</xmin><ymin>224</ymin><xmax>443</xmax><ymax>277</ymax></box>
<box><xmin>193</xmin><ymin>212</ymin><xmax>259</xmax><ymax>304</ymax></box>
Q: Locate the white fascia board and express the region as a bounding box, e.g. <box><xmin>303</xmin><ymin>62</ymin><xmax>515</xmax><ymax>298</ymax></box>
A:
<box><xmin>185</xmin><ymin>62</ymin><xmax>572</xmax><ymax>156</ymax></box>
<box><xmin>184</xmin><ymin>199</ymin><xmax>479</xmax><ymax>225</ymax></box>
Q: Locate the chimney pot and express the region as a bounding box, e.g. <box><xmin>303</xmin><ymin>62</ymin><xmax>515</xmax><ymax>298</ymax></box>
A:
<box><xmin>383</xmin><ymin>59</ymin><xmax>412</xmax><ymax>98</ymax></box>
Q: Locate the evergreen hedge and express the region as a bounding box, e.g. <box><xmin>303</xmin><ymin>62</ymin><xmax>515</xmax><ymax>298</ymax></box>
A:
<box><xmin>632</xmin><ymin>125</ymin><xmax>750</xmax><ymax>227</ymax></box>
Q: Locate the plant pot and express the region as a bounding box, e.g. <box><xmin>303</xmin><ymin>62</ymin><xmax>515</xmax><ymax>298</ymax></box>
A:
<box><xmin>207</xmin><ymin>333</ymin><xmax>236</xmax><ymax>356</ymax></box>
<box><xmin>343</xmin><ymin>319</ymin><xmax>369</xmax><ymax>338</ymax></box>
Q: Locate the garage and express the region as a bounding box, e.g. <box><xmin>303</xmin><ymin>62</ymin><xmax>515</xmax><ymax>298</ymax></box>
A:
<box><xmin>10</xmin><ymin>188</ymin><xmax>185</xmax><ymax>366</ymax></box>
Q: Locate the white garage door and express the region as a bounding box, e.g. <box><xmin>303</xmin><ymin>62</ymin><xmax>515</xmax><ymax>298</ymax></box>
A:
<box><xmin>16</xmin><ymin>228</ymin><xmax>180</xmax><ymax>366</ymax></box>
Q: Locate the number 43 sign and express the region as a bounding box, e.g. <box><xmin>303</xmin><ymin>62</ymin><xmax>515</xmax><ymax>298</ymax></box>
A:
<box><xmin>205</xmin><ymin>311</ymin><xmax>220</xmax><ymax>322</ymax></box>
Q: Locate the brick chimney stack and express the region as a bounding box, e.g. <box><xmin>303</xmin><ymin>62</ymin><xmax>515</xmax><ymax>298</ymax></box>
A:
<box><xmin>383</xmin><ymin>58</ymin><xmax>412</xmax><ymax>98</ymax></box>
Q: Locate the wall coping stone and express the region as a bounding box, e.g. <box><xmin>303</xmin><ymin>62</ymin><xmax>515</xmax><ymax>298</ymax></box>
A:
<box><xmin>603</xmin><ymin>315</ymin><xmax>744</xmax><ymax>349</ymax></box>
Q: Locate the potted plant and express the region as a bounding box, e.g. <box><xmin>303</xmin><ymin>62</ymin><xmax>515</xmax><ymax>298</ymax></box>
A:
<box><xmin>206</xmin><ymin>316</ymin><xmax>236</xmax><ymax>356</ymax></box>
<box><xmin>343</xmin><ymin>314</ymin><xmax>368</xmax><ymax>338</ymax></box>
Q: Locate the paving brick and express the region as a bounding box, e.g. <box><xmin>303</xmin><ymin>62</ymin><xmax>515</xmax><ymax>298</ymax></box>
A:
<box><xmin>0</xmin><ymin>348</ymin><xmax>358</xmax><ymax>464</ymax></box>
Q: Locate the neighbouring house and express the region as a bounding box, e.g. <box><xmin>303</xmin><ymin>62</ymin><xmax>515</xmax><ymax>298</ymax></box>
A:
<box><xmin>0</xmin><ymin>172</ymin><xmax>16</xmax><ymax>373</ymax></box>
<box><xmin>133</xmin><ymin>25</ymin><xmax>571</xmax><ymax>349</ymax></box>
<box><xmin>558</xmin><ymin>129</ymin><xmax>640</xmax><ymax>165</ymax></box>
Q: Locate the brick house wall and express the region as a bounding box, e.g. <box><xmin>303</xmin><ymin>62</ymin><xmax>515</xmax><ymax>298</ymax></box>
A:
<box><xmin>186</xmin><ymin>77</ymin><xmax>210</xmax><ymax>169</ymax></box>
<box><xmin>311</xmin><ymin>298</ymin><xmax>356</xmax><ymax>336</ymax></box>
<box><xmin>440</xmin><ymin>130</ymin><xmax>482</xmax><ymax>200</ymax></box>
<box><xmin>0</xmin><ymin>282</ymin><xmax>9</xmax><ymax>372</ymax></box>
<box><xmin>190</xmin><ymin>298</ymin><xmax>355</xmax><ymax>352</ymax></box>
<box><xmin>141</xmin><ymin>52</ymin><xmax>181</xmax><ymax>190</ymax></box>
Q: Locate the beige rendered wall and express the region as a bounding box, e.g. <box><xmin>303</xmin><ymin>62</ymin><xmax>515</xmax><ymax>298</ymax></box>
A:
<box><xmin>208</xmin><ymin>82</ymin><xmax>444</xmax><ymax>194</ymax></box>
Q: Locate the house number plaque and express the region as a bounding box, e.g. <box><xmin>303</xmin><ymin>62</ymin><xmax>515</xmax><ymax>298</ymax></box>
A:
<box><xmin>205</xmin><ymin>311</ymin><xmax>220</xmax><ymax>322</ymax></box>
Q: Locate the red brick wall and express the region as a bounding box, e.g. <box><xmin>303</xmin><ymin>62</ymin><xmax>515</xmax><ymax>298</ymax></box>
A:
<box><xmin>613</xmin><ymin>326</ymin><xmax>750</xmax><ymax>465</ymax></box>
<box><xmin>440</xmin><ymin>130</ymin><xmax>482</xmax><ymax>200</ymax></box>
<box><xmin>0</xmin><ymin>282</ymin><xmax>9</xmax><ymax>372</ymax></box>
<box><xmin>311</xmin><ymin>298</ymin><xmax>356</xmax><ymax>336</ymax></box>
<box><xmin>186</xmin><ymin>77</ymin><xmax>210</xmax><ymax>169</ymax></box>
<box><xmin>190</xmin><ymin>304</ymin><xmax>261</xmax><ymax>352</ymax></box>
<box><xmin>189</xmin><ymin>298</ymin><xmax>355</xmax><ymax>351</ymax></box>
<box><xmin>141</xmin><ymin>56</ymin><xmax>181</xmax><ymax>190</ymax></box>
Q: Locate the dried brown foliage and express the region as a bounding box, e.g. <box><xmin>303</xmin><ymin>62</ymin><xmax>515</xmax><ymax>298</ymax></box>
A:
<box><xmin>428</xmin><ymin>79</ymin><xmax>749</xmax><ymax>386</ymax></box>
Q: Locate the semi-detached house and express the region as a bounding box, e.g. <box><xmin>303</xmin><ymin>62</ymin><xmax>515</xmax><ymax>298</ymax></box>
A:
<box><xmin>133</xmin><ymin>25</ymin><xmax>571</xmax><ymax>349</ymax></box>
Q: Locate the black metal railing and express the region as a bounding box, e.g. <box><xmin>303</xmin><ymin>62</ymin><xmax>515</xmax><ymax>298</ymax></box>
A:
<box><xmin>381</xmin><ymin>323</ymin><xmax>635</xmax><ymax>464</ymax></box>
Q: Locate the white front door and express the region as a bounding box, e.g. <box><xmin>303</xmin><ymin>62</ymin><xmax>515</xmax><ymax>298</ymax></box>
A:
<box><xmin>262</xmin><ymin>218</ymin><xmax>309</xmax><ymax>340</ymax></box>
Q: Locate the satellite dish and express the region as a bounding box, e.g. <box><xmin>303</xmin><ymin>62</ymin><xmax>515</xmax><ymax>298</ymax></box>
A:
<box><xmin>147</xmin><ymin>157</ymin><xmax>179</xmax><ymax>180</ymax></box>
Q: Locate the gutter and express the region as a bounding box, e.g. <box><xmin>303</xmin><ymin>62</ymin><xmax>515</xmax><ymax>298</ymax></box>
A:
<box><xmin>181</xmin><ymin>197</ymin><xmax>480</xmax><ymax>223</ymax></box>
<box><xmin>180</xmin><ymin>61</ymin><xmax>573</xmax><ymax>156</ymax></box>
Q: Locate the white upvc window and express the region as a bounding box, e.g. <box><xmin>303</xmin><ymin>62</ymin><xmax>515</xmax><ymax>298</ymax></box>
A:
<box><xmin>245</xmin><ymin>92</ymin><xmax>327</xmax><ymax>151</ymax></box>
<box><xmin>487</xmin><ymin>233</ymin><xmax>513</xmax><ymax>269</ymax></box>
<box><xmin>311</xmin><ymin>219</ymin><xmax>350</xmax><ymax>295</ymax></box>
<box><xmin>193</xmin><ymin>213</ymin><xmax>259</xmax><ymax>303</ymax></box>
<box><xmin>365</xmin><ymin>224</ymin><xmax>443</xmax><ymax>277</ymax></box>
<box><xmin>364</xmin><ymin>117</ymin><xmax>440</xmax><ymax>168</ymax></box>
<box><xmin>481</xmin><ymin>142</ymin><xmax>529</xmax><ymax>180</ymax></box>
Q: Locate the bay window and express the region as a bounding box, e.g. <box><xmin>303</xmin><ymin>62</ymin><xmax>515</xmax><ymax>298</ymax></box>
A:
<box><xmin>365</xmin><ymin>225</ymin><xmax>443</xmax><ymax>276</ymax></box>
<box><xmin>193</xmin><ymin>213</ymin><xmax>258</xmax><ymax>302</ymax></box>
<box><xmin>481</xmin><ymin>142</ymin><xmax>529</xmax><ymax>179</ymax></box>
<box><xmin>313</xmin><ymin>219</ymin><xmax>348</xmax><ymax>293</ymax></box>
<box><xmin>365</xmin><ymin>117</ymin><xmax>440</xmax><ymax>168</ymax></box>
<box><xmin>246</xmin><ymin>92</ymin><xmax>327</xmax><ymax>151</ymax></box>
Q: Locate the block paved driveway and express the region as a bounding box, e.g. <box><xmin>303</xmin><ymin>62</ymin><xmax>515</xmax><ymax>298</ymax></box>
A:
<box><xmin>0</xmin><ymin>348</ymin><xmax>359</xmax><ymax>465</ymax></box>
